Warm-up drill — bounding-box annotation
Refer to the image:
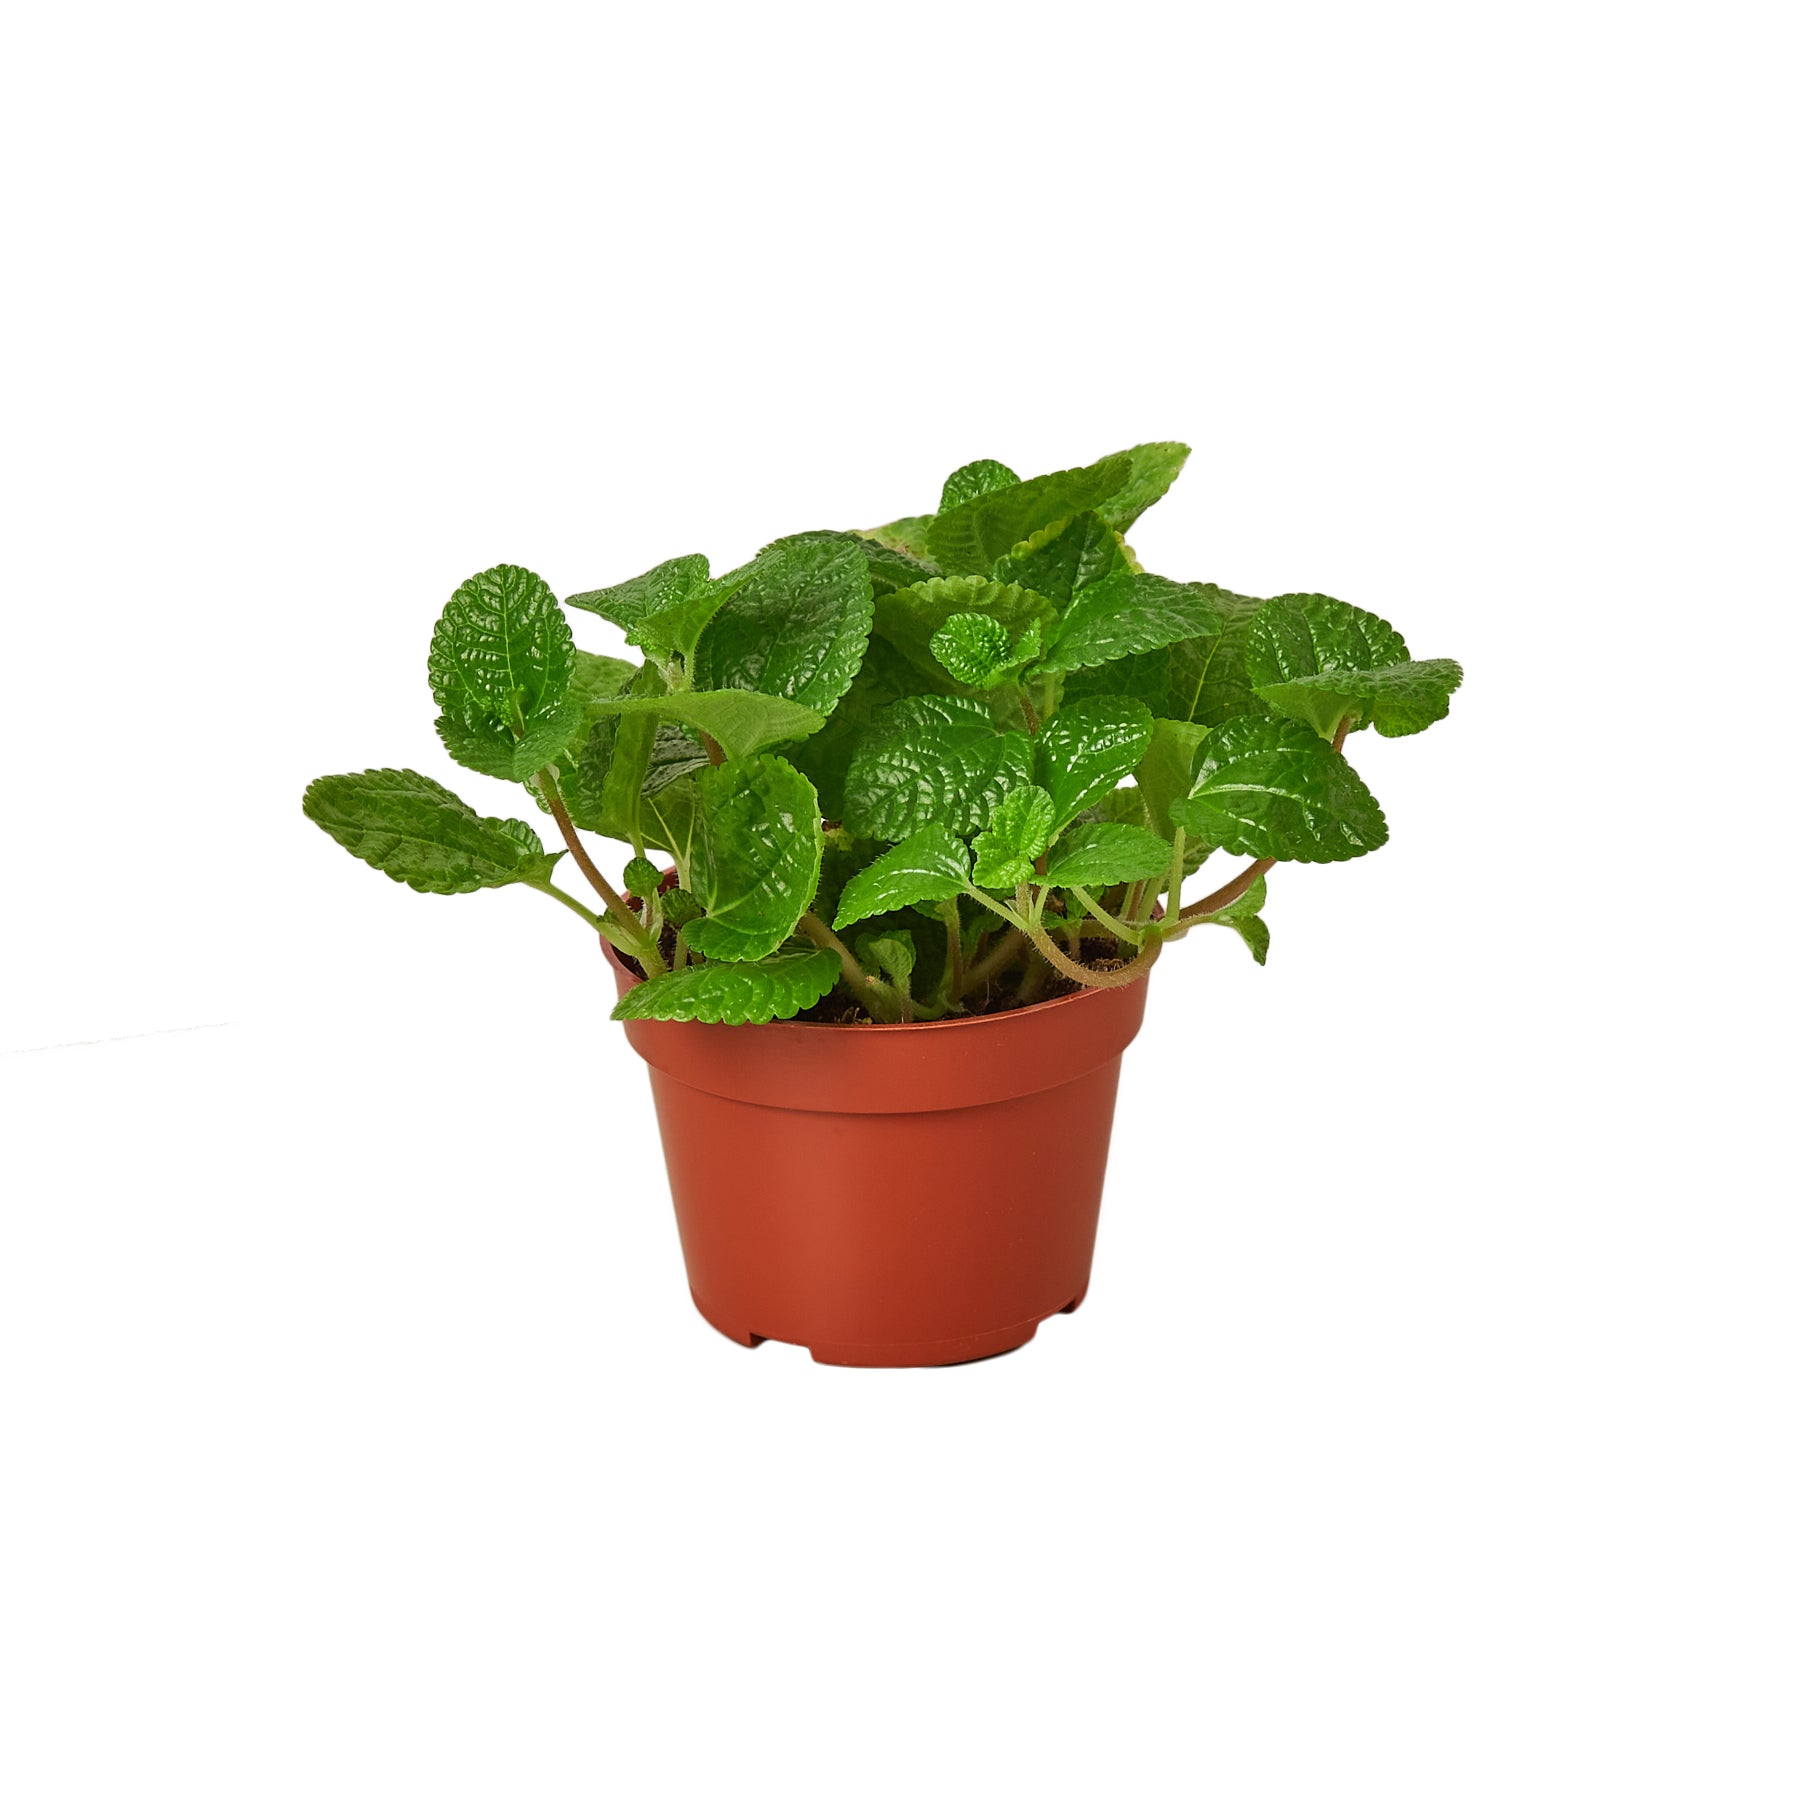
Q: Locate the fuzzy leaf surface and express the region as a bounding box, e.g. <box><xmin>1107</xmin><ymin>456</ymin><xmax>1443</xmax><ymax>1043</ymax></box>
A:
<box><xmin>611</xmin><ymin>949</ymin><xmax>840</xmax><ymax>1025</ymax></box>
<box><xmin>971</xmin><ymin>785</ymin><xmax>1055</xmax><ymax>889</ymax></box>
<box><xmin>939</xmin><ymin>459</ymin><xmax>1019</xmax><ymax>512</ymax></box>
<box><xmin>833</xmin><ymin>825</ymin><xmax>970</xmax><ymax>930</ymax></box>
<box><xmin>842</xmin><ymin>694</ymin><xmax>1034</xmax><ymax>841</ymax></box>
<box><xmin>1043</xmin><ymin>822</ymin><xmax>1174</xmax><ymax>888</ymax></box>
<box><xmin>303</xmin><ymin>770</ymin><xmax>559</xmax><ymax>895</ymax></box>
<box><xmin>428</xmin><ymin>564</ymin><xmax>580</xmax><ymax>782</ymax></box>
<box><xmin>784</xmin><ymin>636</ymin><xmax>940</xmax><ymax>820</ymax></box>
<box><xmin>1094</xmin><ymin>441</ymin><xmax>1191</xmax><ymax>533</ymax></box>
<box><xmin>1035</xmin><ymin>696</ymin><xmax>1156</xmax><ymax>830</ymax></box>
<box><xmin>680</xmin><ymin>754</ymin><xmax>824</xmax><ymax>961</ymax></box>
<box><xmin>690</xmin><ymin>535</ymin><xmax>873</xmax><ymax>717</ymax></box>
<box><xmin>873</xmin><ymin>575</ymin><xmax>1059</xmax><ymax>679</ymax></box>
<box><xmin>584</xmin><ymin>690</ymin><xmax>824</xmax><ymax>761</ymax></box>
<box><xmin>1040</xmin><ymin>571</ymin><xmax>1224</xmax><ymax>674</ymax></box>
<box><xmin>929</xmin><ymin>612</ymin><xmax>1043</xmax><ymax>688</ymax></box>
<box><xmin>1168</xmin><ymin>717</ymin><xmax>1388</xmax><ymax>863</ymax></box>
<box><xmin>928</xmin><ymin>455</ymin><xmax>1133</xmax><ymax>576</ymax></box>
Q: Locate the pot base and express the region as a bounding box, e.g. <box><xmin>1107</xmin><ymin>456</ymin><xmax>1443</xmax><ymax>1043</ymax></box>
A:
<box><xmin>690</xmin><ymin>1286</ymin><xmax>1090</xmax><ymax>1368</ymax></box>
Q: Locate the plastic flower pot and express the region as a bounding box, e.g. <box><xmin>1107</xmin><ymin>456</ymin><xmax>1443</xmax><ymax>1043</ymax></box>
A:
<box><xmin>605</xmin><ymin>944</ymin><xmax>1149</xmax><ymax>1366</ymax></box>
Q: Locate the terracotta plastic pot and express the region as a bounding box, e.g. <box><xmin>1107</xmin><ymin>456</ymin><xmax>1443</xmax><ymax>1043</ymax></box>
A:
<box><xmin>605</xmin><ymin>945</ymin><xmax>1150</xmax><ymax>1366</ymax></box>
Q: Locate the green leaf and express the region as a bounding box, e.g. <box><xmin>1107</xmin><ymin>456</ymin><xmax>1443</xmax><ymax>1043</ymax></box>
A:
<box><xmin>584</xmin><ymin>690</ymin><xmax>825</xmax><ymax>761</ymax></box>
<box><xmin>690</xmin><ymin>534</ymin><xmax>874</xmax><ymax>717</ymax></box>
<box><xmin>1094</xmin><ymin>441</ymin><xmax>1191</xmax><ymax>533</ymax></box>
<box><xmin>1247</xmin><ymin>592</ymin><xmax>1460</xmax><ymax>739</ymax></box>
<box><xmin>552</xmin><ymin>651</ymin><xmax>641</xmax><ymax>829</ymax></box>
<box><xmin>1134</xmin><ymin>718</ymin><xmax>1210</xmax><ymax>838</ymax></box>
<box><xmin>642</xmin><ymin>722</ymin><xmax>710</xmax><ymax>794</ymax></box>
<box><xmin>992</xmin><ymin>510</ymin><xmax>1127</xmax><ymax>604</ymax></box>
<box><xmin>428</xmin><ymin>564</ymin><xmax>580</xmax><ymax>782</ymax></box>
<box><xmin>1040</xmin><ymin>571</ymin><xmax>1224</xmax><ymax>675</ymax></box>
<box><xmin>1035</xmin><ymin>696</ymin><xmax>1155</xmax><ymax>830</ymax></box>
<box><xmin>842</xmin><ymin>694</ymin><xmax>1034</xmax><ymax>840</ymax></box>
<box><xmin>833</xmin><ymin>825</ymin><xmax>970</xmax><ymax>930</ymax></box>
<box><xmin>929</xmin><ymin>454</ymin><xmax>1133</xmax><ymax>576</ymax></box>
<box><xmin>939</xmin><ymin>458</ymin><xmax>1019</xmax><ymax>512</ymax></box>
<box><xmin>565</xmin><ymin>554</ymin><xmax>710</xmax><ymax>632</ymax></box>
<box><xmin>610</xmin><ymin>949</ymin><xmax>840</xmax><ymax>1025</ymax></box>
<box><xmin>1043</xmin><ymin>822</ymin><xmax>1173</xmax><ymax>888</ymax></box>
<box><xmin>303</xmin><ymin>769</ymin><xmax>560</xmax><ymax>895</ymax></box>
<box><xmin>1167</xmin><ymin>717</ymin><xmax>1388</xmax><ymax>862</ymax></box>
<box><xmin>623</xmin><ymin>855</ymin><xmax>662</xmax><ymax>900</ymax></box>
<box><xmin>783</xmin><ymin>636</ymin><xmax>940</xmax><ymax>821</ymax></box>
<box><xmin>576</xmin><ymin>662</ymin><xmax>667</xmax><ymax>845</ymax></box>
<box><xmin>856</xmin><ymin>928</ymin><xmax>917</xmax><ymax>991</ymax></box>
<box><xmin>861</xmin><ymin>515</ymin><xmax>937</xmax><ymax>560</ymax></box>
<box><xmin>680</xmin><ymin>754</ymin><xmax>824</xmax><ymax>961</ymax></box>
<box><xmin>1194</xmin><ymin>873</ymin><xmax>1269</xmax><ymax>963</ymax></box>
<box><xmin>971</xmin><ymin>785</ymin><xmax>1054</xmax><ymax>888</ymax></box>
<box><xmin>873</xmin><ymin>575</ymin><xmax>1060</xmax><ymax>679</ymax></box>
<box><xmin>1167</xmin><ymin>588</ymin><xmax>1268</xmax><ymax>726</ymax></box>
<box><xmin>929</xmin><ymin>612</ymin><xmax>1043</xmax><ymax>689</ymax></box>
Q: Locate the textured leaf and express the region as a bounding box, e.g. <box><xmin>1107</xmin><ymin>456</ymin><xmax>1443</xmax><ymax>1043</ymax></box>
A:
<box><xmin>610</xmin><ymin>949</ymin><xmax>840</xmax><ymax>1025</ymax></box>
<box><xmin>992</xmin><ymin>511</ymin><xmax>1127</xmax><ymax>603</ymax></box>
<box><xmin>1194</xmin><ymin>873</ymin><xmax>1270</xmax><ymax>963</ymax></box>
<box><xmin>1035</xmin><ymin>696</ymin><xmax>1155</xmax><ymax>830</ymax></box>
<box><xmin>642</xmin><ymin>722</ymin><xmax>710</xmax><ymax>794</ymax></box>
<box><xmin>1247</xmin><ymin>592</ymin><xmax>1460</xmax><ymax>739</ymax></box>
<box><xmin>1134</xmin><ymin>718</ymin><xmax>1210</xmax><ymax>838</ymax></box>
<box><xmin>690</xmin><ymin>535</ymin><xmax>873</xmax><ymax>717</ymax></box>
<box><xmin>577</xmin><ymin>662</ymin><xmax>667</xmax><ymax>844</ymax></box>
<box><xmin>1094</xmin><ymin>441</ymin><xmax>1191</xmax><ymax>533</ymax></box>
<box><xmin>971</xmin><ymin>785</ymin><xmax>1055</xmax><ymax>889</ymax></box>
<box><xmin>833</xmin><ymin>825</ymin><xmax>970</xmax><ymax>930</ymax></box>
<box><xmin>1168</xmin><ymin>717</ymin><xmax>1388</xmax><ymax>862</ymax></box>
<box><xmin>1043</xmin><ymin>822</ymin><xmax>1173</xmax><ymax>888</ymax></box>
<box><xmin>939</xmin><ymin>459</ymin><xmax>1019</xmax><ymax>512</ymax></box>
<box><xmin>584</xmin><ymin>690</ymin><xmax>825</xmax><ymax>761</ymax></box>
<box><xmin>565</xmin><ymin>554</ymin><xmax>710</xmax><ymax>632</ymax></box>
<box><xmin>303</xmin><ymin>769</ymin><xmax>559</xmax><ymax>895</ymax></box>
<box><xmin>784</xmin><ymin>636</ymin><xmax>941</xmax><ymax>821</ymax></box>
<box><xmin>929</xmin><ymin>612</ymin><xmax>1043</xmax><ymax>688</ymax></box>
<box><xmin>640</xmin><ymin>774</ymin><xmax>700</xmax><ymax>871</ymax></box>
<box><xmin>856</xmin><ymin>928</ymin><xmax>917</xmax><ymax>989</ymax></box>
<box><xmin>842</xmin><ymin>694</ymin><xmax>1034</xmax><ymax>841</ymax></box>
<box><xmin>1167</xmin><ymin>587</ymin><xmax>1269</xmax><ymax>726</ymax></box>
<box><xmin>680</xmin><ymin>754</ymin><xmax>824</xmax><ymax>961</ymax></box>
<box><xmin>774</xmin><ymin>529</ymin><xmax>938</xmax><ymax>597</ymax></box>
<box><xmin>873</xmin><ymin>575</ymin><xmax>1059</xmax><ymax>679</ymax></box>
<box><xmin>929</xmin><ymin>454</ymin><xmax>1133</xmax><ymax>576</ymax></box>
<box><xmin>1040</xmin><ymin>571</ymin><xmax>1224</xmax><ymax>674</ymax></box>
<box><xmin>428</xmin><ymin>564</ymin><xmax>580</xmax><ymax>782</ymax></box>
<box><xmin>861</xmin><ymin>515</ymin><xmax>938</xmax><ymax>560</ymax></box>
<box><xmin>553</xmin><ymin>651</ymin><xmax>641</xmax><ymax>828</ymax></box>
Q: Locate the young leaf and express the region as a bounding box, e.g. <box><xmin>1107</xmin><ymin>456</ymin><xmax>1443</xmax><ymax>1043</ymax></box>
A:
<box><xmin>623</xmin><ymin>855</ymin><xmax>662</xmax><ymax>900</ymax></box>
<box><xmin>1039</xmin><ymin>571</ymin><xmax>1224</xmax><ymax>674</ymax></box>
<box><xmin>610</xmin><ymin>949</ymin><xmax>840</xmax><ymax>1025</ymax></box>
<box><xmin>429</xmin><ymin>564</ymin><xmax>581</xmax><ymax>782</ymax></box>
<box><xmin>971</xmin><ymin>785</ymin><xmax>1055</xmax><ymax>889</ymax></box>
<box><xmin>856</xmin><ymin>928</ymin><xmax>917</xmax><ymax>991</ymax></box>
<box><xmin>939</xmin><ymin>458</ymin><xmax>1019</xmax><ymax>512</ymax></box>
<box><xmin>1094</xmin><ymin>441</ymin><xmax>1191</xmax><ymax>533</ymax></box>
<box><xmin>873</xmin><ymin>575</ymin><xmax>1059</xmax><ymax>678</ymax></box>
<box><xmin>842</xmin><ymin>694</ymin><xmax>1034</xmax><ymax>841</ymax></box>
<box><xmin>1035</xmin><ymin>696</ymin><xmax>1156</xmax><ymax>830</ymax></box>
<box><xmin>680</xmin><ymin>754</ymin><xmax>824</xmax><ymax>961</ymax></box>
<box><xmin>1167</xmin><ymin>717</ymin><xmax>1388</xmax><ymax>862</ymax></box>
<box><xmin>1133</xmin><ymin>718</ymin><xmax>1210</xmax><ymax>838</ymax></box>
<box><xmin>690</xmin><ymin>535</ymin><xmax>874</xmax><ymax>717</ymax></box>
<box><xmin>929</xmin><ymin>454</ymin><xmax>1134</xmax><ymax>576</ymax></box>
<box><xmin>992</xmin><ymin>510</ymin><xmax>1127</xmax><ymax>603</ymax></box>
<box><xmin>1247</xmin><ymin>592</ymin><xmax>1461</xmax><ymax>738</ymax></box>
<box><xmin>1043</xmin><ymin>822</ymin><xmax>1174</xmax><ymax>888</ymax></box>
<box><xmin>833</xmin><ymin>824</ymin><xmax>970</xmax><ymax>930</ymax></box>
<box><xmin>584</xmin><ymin>690</ymin><xmax>825</xmax><ymax>761</ymax></box>
<box><xmin>929</xmin><ymin>612</ymin><xmax>1043</xmax><ymax>689</ymax></box>
<box><xmin>565</xmin><ymin>554</ymin><xmax>710</xmax><ymax>632</ymax></box>
<box><xmin>303</xmin><ymin>770</ymin><xmax>560</xmax><ymax>895</ymax></box>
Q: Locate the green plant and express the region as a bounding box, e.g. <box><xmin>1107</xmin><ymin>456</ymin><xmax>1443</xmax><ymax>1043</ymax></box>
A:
<box><xmin>303</xmin><ymin>445</ymin><xmax>1461</xmax><ymax>1024</ymax></box>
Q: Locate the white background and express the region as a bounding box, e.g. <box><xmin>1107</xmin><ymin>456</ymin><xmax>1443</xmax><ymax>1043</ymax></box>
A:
<box><xmin>3</xmin><ymin>3</ymin><xmax>1794</xmax><ymax>1794</ymax></box>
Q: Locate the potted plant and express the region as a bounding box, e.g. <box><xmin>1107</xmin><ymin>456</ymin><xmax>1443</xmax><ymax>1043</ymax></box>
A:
<box><xmin>303</xmin><ymin>443</ymin><xmax>1462</xmax><ymax>1365</ymax></box>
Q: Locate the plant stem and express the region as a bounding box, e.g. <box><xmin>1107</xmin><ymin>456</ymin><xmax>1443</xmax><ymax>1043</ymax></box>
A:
<box><xmin>939</xmin><ymin>899</ymin><xmax>966</xmax><ymax>1000</ymax></box>
<box><xmin>1068</xmin><ymin>886</ymin><xmax>1142</xmax><ymax>947</ymax></box>
<box><xmin>529</xmin><ymin>879</ymin><xmax>602</xmax><ymax>931</ymax></box>
<box><xmin>1015</xmin><ymin>948</ymin><xmax>1052</xmax><ymax>1006</ymax></box>
<box><xmin>1026</xmin><ymin>921</ymin><xmax>1163</xmax><ymax>989</ymax></box>
<box><xmin>1175</xmin><ymin>857</ymin><xmax>1273</xmax><ymax>927</ymax></box>
<box><xmin>957</xmin><ymin>925</ymin><xmax>1028</xmax><ymax>997</ymax></box>
<box><xmin>535</xmin><ymin>766</ymin><xmax>665</xmax><ymax>974</ymax></box>
<box><xmin>798</xmin><ymin>912</ymin><xmax>899</xmax><ymax>1021</ymax></box>
<box><xmin>1165</xmin><ymin>826</ymin><xmax>1186</xmax><ymax>919</ymax></box>
<box><xmin>1018</xmin><ymin>689</ymin><xmax>1040</xmax><ymax>734</ymax></box>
